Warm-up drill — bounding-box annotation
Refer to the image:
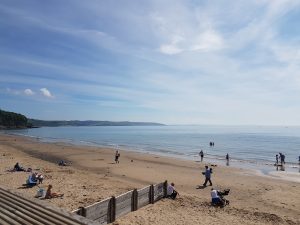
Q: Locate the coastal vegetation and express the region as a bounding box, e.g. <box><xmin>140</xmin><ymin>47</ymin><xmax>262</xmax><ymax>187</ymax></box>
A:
<box><xmin>0</xmin><ymin>109</ymin><xmax>164</xmax><ymax>129</ymax></box>
<box><xmin>28</xmin><ymin>119</ymin><xmax>164</xmax><ymax>127</ymax></box>
<box><xmin>0</xmin><ymin>109</ymin><xmax>28</xmax><ymax>129</ymax></box>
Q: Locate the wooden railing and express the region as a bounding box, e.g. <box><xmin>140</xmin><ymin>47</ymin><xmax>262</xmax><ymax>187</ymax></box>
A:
<box><xmin>73</xmin><ymin>181</ymin><xmax>168</xmax><ymax>224</ymax></box>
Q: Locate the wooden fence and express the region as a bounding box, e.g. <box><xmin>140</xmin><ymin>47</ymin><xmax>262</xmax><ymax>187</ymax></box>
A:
<box><xmin>73</xmin><ymin>181</ymin><xmax>168</xmax><ymax>224</ymax></box>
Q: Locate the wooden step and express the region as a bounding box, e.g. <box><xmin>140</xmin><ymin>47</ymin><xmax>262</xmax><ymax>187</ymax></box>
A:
<box><xmin>0</xmin><ymin>186</ymin><xmax>100</xmax><ymax>225</ymax></box>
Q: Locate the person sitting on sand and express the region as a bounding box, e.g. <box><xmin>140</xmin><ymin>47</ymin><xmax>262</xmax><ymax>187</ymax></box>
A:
<box><xmin>167</xmin><ymin>182</ymin><xmax>179</xmax><ymax>200</ymax></box>
<box><xmin>31</xmin><ymin>172</ymin><xmax>38</xmax><ymax>182</ymax></box>
<box><xmin>14</xmin><ymin>162</ymin><xmax>25</xmax><ymax>172</ymax></box>
<box><xmin>58</xmin><ymin>160</ymin><xmax>67</xmax><ymax>166</ymax></box>
<box><xmin>211</xmin><ymin>188</ymin><xmax>225</xmax><ymax>207</ymax></box>
<box><xmin>45</xmin><ymin>185</ymin><xmax>64</xmax><ymax>199</ymax></box>
<box><xmin>25</xmin><ymin>173</ymin><xmax>38</xmax><ymax>187</ymax></box>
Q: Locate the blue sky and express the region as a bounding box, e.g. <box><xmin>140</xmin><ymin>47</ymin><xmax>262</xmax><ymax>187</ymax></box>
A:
<box><xmin>1</xmin><ymin>0</ymin><xmax>300</xmax><ymax>125</ymax></box>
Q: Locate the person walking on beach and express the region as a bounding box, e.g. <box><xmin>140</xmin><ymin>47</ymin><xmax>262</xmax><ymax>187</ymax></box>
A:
<box><xmin>199</xmin><ymin>150</ymin><xmax>204</xmax><ymax>162</ymax></box>
<box><xmin>202</xmin><ymin>165</ymin><xmax>213</xmax><ymax>186</ymax></box>
<box><xmin>115</xmin><ymin>150</ymin><xmax>120</xmax><ymax>164</ymax></box>
<box><xmin>276</xmin><ymin>154</ymin><xmax>279</xmax><ymax>165</ymax></box>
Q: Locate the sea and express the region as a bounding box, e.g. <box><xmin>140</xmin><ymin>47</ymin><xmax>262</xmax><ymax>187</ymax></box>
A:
<box><xmin>3</xmin><ymin>125</ymin><xmax>300</xmax><ymax>173</ymax></box>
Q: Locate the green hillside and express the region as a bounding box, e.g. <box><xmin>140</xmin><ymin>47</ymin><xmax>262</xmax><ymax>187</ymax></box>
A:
<box><xmin>0</xmin><ymin>109</ymin><xmax>28</xmax><ymax>129</ymax></box>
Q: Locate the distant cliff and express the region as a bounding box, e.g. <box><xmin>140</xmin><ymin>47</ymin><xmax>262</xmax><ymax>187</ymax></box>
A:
<box><xmin>0</xmin><ymin>109</ymin><xmax>28</xmax><ymax>129</ymax></box>
<box><xmin>28</xmin><ymin>119</ymin><xmax>164</xmax><ymax>127</ymax></box>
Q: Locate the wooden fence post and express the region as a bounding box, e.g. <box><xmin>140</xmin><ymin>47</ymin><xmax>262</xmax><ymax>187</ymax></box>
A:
<box><xmin>132</xmin><ymin>189</ymin><xmax>138</xmax><ymax>211</ymax></box>
<box><xmin>163</xmin><ymin>180</ymin><xmax>168</xmax><ymax>198</ymax></box>
<box><xmin>108</xmin><ymin>196</ymin><xmax>116</xmax><ymax>223</ymax></box>
<box><xmin>149</xmin><ymin>184</ymin><xmax>154</xmax><ymax>204</ymax></box>
<box><xmin>78</xmin><ymin>207</ymin><xmax>86</xmax><ymax>217</ymax></box>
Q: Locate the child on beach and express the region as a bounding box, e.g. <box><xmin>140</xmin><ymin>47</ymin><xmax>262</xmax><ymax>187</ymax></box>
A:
<box><xmin>45</xmin><ymin>185</ymin><xmax>64</xmax><ymax>199</ymax></box>
<box><xmin>115</xmin><ymin>150</ymin><xmax>120</xmax><ymax>164</ymax></box>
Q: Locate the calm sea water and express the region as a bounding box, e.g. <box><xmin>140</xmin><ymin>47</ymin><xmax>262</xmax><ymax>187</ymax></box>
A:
<box><xmin>5</xmin><ymin>125</ymin><xmax>300</xmax><ymax>172</ymax></box>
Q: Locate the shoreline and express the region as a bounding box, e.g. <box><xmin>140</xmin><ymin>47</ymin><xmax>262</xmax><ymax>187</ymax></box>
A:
<box><xmin>4</xmin><ymin>131</ymin><xmax>300</xmax><ymax>181</ymax></box>
<box><xmin>0</xmin><ymin>133</ymin><xmax>299</xmax><ymax>225</ymax></box>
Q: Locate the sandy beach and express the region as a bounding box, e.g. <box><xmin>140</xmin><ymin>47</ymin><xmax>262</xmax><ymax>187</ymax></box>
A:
<box><xmin>0</xmin><ymin>133</ymin><xmax>299</xmax><ymax>225</ymax></box>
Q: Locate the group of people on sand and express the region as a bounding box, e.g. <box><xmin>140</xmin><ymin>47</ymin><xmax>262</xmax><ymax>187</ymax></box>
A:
<box><xmin>12</xmin><ymin>162</ymin><xmax>45</xmax><ymax>188</ymax></box>
<box><xmin>167</xmin><ymin>165</ymin><xmax>229</xmax><ymax>207</ymax></box>
<box><xmin>12</xmin><ymin>162</ymin><xmax>63</xmax><ymax>199</ymax></box>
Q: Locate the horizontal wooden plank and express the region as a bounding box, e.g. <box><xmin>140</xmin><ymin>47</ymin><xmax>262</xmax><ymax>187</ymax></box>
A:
<box><xmin>71</xmin><ymin>209</ymin><xmax>80</xmax><ymax>215</ymax></box>
<box><xmin>154</xmin><ymin>194</ymin><xmax>163</xmax><ymax>202</ymax></box>
<box><xmin>116</xmin><ymin>191</ymin><xmax>133</xmax><ymax>204</ymax></box>
<box><xmin>153</xmin><ymin>183</ymin><xmax>164</xmax><ymax>190</ymax></box>
<box><xmin>138</xmin><ymin>193</ymin><xmax>149</xmax><ymax>201</ymax></box>
<box><xmin>154</xmin><ymin>186</ymin><xmax>163</xmax><ymax>191</ymax></box>
<box><xmin>137</xmin><ymin>186</ymin><xmax>150</xmax><ymax>195</ymax></box>
<box><xmin>154</xmin><ymin>189</ymin><xmax>163</xmax><ymax>195</ymax></box>
<box><xmin>154</xmin><ymin>189</ymin><xmax>163</xmax><ymax>194</ymax></box>
<box><xmin>137</xmin><ymin>197</ymin><xmax>149</xmax><ymax>209</ymax></box>
<box><xmin>116</xmin><ymin>198</ymin><xmax>131</xmax><ymax>212</ymax></box>
<box><xmin>85</xmin><ymin>198</ymin><xmax>110</xmax><ymax>221</ymax></box>
<box><xmin>94</xmin><ymin>214</ymin><xmax>107</xmax><ymax>225</ymax></box>
<box><xmin>115</xmin><ymin>204</ymin><xmax>131</xmax><ymax>218</ymax></box>
<box><xmin>138</xmin><ymin>191</ymin><xmax>149</xmax><ymax>198</ymax></box>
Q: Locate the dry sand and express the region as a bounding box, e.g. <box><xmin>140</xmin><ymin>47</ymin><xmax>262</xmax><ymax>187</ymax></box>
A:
<box><xmin>0</xmin><ymin>133</ymin><xmax>299</xmax><ymax>225</ymax></box>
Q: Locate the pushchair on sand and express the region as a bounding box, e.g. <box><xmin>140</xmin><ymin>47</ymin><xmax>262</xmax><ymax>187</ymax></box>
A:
<box><xmin>212</xmin><ymin>189</ymin><xmax>230</xmax><ymax>207</ymax></box>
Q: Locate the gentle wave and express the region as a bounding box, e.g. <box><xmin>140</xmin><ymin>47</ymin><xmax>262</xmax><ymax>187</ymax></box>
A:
<box><xmin>4</xmin><ymin>125</ymin><xmax>300</xmax><ymax>172</ymax></box>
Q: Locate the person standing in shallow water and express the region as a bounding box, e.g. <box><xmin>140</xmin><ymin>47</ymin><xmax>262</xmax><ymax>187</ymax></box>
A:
<box><xmin>226</xmin><ymin>153</ymin><xmax>229</xmax><ymax>166</ymax></box>
<box><xmin>199</xmin><ymin>150</ymin><xmax>204</xmax><ymax>162</ymax></box>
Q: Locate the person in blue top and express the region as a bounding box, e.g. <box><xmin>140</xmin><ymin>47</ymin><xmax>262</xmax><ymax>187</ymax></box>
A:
<box><xmin>202</xmin><ymin>165</ymin><xmax>213</xmax><ymax>186</ymax></box>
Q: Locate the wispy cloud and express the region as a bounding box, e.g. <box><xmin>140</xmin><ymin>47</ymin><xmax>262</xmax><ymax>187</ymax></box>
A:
<box><xmin>40</xmin><ymin>88</ymin><xmax>53</xmax><ymax>98</ymax></box>
<box><xmin>24</xmin><ymin>89</ymin><xmax>35</xmax><ymax>96</ymax></box>
<box><xmin>0</xmin><ymin>0</ymin><xmax>300</xmax><ymax>124</ymax></box>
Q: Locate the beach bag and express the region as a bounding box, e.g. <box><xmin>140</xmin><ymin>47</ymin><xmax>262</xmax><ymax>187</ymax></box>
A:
<box><xmin>35</xmin><ymin>188</ymin><xmax>45</xmax><ymax>198</ymax></box>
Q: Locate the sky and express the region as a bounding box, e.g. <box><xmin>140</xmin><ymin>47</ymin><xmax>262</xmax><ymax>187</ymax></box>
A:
<box><xmin>1</xmin><ymin>0</ymin><xmax>300</xmax><ymax>125</ymax></box>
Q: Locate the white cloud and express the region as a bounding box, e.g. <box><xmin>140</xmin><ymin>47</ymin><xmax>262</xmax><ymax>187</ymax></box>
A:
<box><xmin>159</xmin><ymin>44</ymin><xmax>183</xmax><ymax>55</ymax></box>
<box><xmin>24</xmin><ymin>88</ymin><xmax>35</xmax><ymax>96</ymax></box>
<box><xmin>40</xmin><ymin>88</ymin><xmax>53</xmax><ymax>98</ymax></box>
<box><xmin>190</xmin><ymin>30</ymin><xmax>224</xmax><ymax>51</ymax></box>
<box><xmin>158</xmin><ymin>29</ymin><xmax>224</xmax><ymax>55</ymax></box>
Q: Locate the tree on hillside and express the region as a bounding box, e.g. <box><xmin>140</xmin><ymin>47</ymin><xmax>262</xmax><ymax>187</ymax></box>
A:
<box><xmin>0</xmin><ymin>109</ymin><xmax>28</xmax><ymax>128</ymax></box>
